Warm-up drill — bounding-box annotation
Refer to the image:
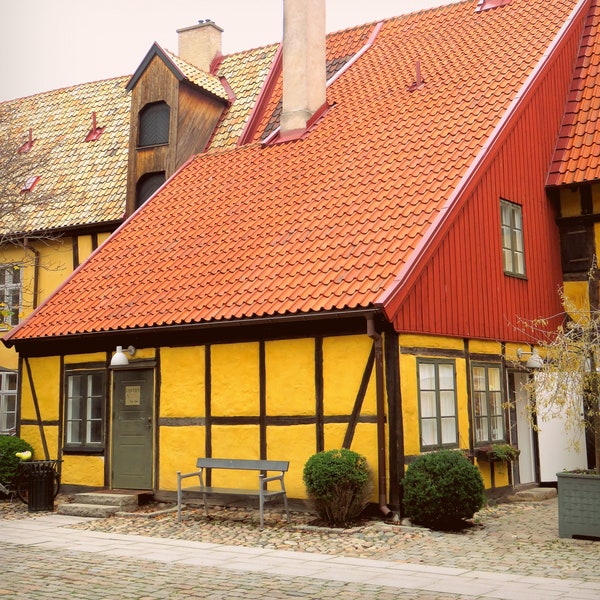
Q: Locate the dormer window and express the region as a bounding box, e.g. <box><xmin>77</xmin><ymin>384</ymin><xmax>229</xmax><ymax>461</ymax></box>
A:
<box><xmin>138</xmin><ymin>101</ymin><xmax>170</xmax><ymax>148</ymax></box>
<box><xmin>136</xmin><ymin>171</ymin><xmax>165</xmax><ymax>209</ymax></box>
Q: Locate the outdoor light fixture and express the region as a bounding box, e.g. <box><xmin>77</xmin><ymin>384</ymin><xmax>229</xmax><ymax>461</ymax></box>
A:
<box><xmin>110</xmin><ymin>345</ymin><xmax>136</xmax><ymax>366</ymax></box>
<box><xmin>517</xmin><ymin>347</ymin><xmax>544</xmax><ymax>369</ymax></box>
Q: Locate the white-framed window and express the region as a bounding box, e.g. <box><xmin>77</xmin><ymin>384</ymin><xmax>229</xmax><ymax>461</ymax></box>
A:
<box><xmin>0</xmin><ymin>371</ymin><xmax>18</xmax><ymax>434</ymax></box>
<box><xmin>472</xmin><ymin>363</ymin><xmax>505</xmax><ymax>445</ymax></box>
<box><xmin>418</xmin><ymin>360</ymin><xmax>458</xmax><ymax>450</ymax></box>
<box><xmin>65</xmin><ymin>371</ymin><xmax>105</xmax><ymax>451</ymax></box>
<box><xmin>501</xmin><ymin>199</ymin><xmax>526</xmax><ymax>276</ymax></box>
<box><xmin>0</xmin><ymin>264</ymin><xmax>22</xmax><ymax>328</ymax></box>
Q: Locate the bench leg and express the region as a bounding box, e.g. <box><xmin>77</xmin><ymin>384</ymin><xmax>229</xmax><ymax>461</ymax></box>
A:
<box><xmin>202</xmin><ymin>492</ymin><xmax>210</xmax><ymax>520</ymax></box>
<box><xmin>283</xmin><ymin>494</ymin><xmax>290</xmax><ymax>523</ymax></box>
<box><xmin>259</xmin><ymin>492</ymin><xmax>265</xmax><ymax>529</ymax></box>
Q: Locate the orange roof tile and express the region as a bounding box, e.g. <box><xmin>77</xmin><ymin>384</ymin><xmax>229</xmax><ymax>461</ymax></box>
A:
<box><xmin>6</xmin><ymin>0</ymin><xmax>581</xmax><ymax>342</ymax></box>
<box><xmin>548</xmin><ymin>0</ymin><xmax>600</xmax><ymax>186</ymax></box>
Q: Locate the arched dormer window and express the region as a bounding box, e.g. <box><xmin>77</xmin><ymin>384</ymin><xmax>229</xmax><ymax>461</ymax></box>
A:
<box><xmin>136</xmin><ymin>171</ymin><xmax>165</xmax><ymax>209</ymax></box>
<box><xmin>138</xmin><ymin>101</ymin><xmax>170</xmax><ymax>148</ymax></box>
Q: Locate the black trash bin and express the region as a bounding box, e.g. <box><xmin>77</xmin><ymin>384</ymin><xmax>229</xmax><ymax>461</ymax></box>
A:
<box><xmin>22</xmin><ymin>460</ymin><xmax>57</xmax><ymax>512</ymax></box>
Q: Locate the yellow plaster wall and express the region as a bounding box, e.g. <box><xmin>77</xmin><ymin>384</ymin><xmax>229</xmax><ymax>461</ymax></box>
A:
<box><xmin>265</xmin><ymin>338</ymin><xmax>315</xmax><ymax>416</ymax></box>
<box><xmin>61</xmin><ymin>455</ymin><xmax>105</xmax><ymax>487</ymax></box>
<box><xmin>20</xmin><ymin>356</ymin><xmax>60</xmax><ymax>422</ymax></box>
<box><xmin>560</xmin><ymin>186</ymin><xmax>582</xmax><ymax>217</ymax></box>
<box><xmin>160</xmin><ymin>347</ymin><xmax>205</xmax><ymax>417</ymax></box>
<box><xmin>563</xmin><ymin>280</ymin><xmax>590</xmax><ymax>321</ymax></box>
<box><xmin>159</xmin><ymin>426</ymin><xmax>205</xmax><ymax>490</ymax></box>
<box><xmin>400</xmin><ymin>333</ymin><xmax>464</xmax><ymax>351</ymax></box>
<box><xmin>64</xmin><ymin>352</ymin><xmax>107</xmax><ymax>364</ymax></box>
<box><xmin>210</xmin><ymin>424</ymin><xmax>260</xmax><ymax>488</ymax></box>
<box><xmin>468</xmin><ymin>340</ymin><xmax>502</xmax><ymax>355</ymax></box>
<box><xmin>19</xmin><ymin>424</ymin><xmax>59</xmax><ymax>461</ymax></box>
<box><xmin>267</xmin><ymin>424</ymin><xmax>315</xmax><ymax>497</ymax></box>
<box><xmin>323</xmin><ymin>335</ymin><xmax>376</xmax><ymax>415</ymax></box>
<box><xmin>211</xmin><ymin>342</ymin><xmax>259</xmax><ymax>417</ymax></box>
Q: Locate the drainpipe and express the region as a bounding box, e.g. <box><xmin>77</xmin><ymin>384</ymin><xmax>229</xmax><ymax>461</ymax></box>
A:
<box><xmin>367</xmin><ymin>315</ymin><xmax>393</xmax><ymax>518</ymax></box>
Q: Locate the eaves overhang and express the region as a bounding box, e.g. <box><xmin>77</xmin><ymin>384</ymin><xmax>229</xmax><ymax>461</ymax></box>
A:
<box><xmin>3</xmin><ymin>308</ymin><xmax>389</xmax><ymax>357</ymax></box>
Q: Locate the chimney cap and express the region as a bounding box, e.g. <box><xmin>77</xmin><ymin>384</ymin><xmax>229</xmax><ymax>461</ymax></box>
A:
<box><xmin>177</xmin><ymin>20</ymin><xmax>223</xmax><ymax>35</ymax></box>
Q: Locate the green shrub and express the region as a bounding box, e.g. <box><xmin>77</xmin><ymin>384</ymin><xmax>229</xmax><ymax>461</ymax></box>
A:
<box><xmin>402</xmin><ymin>450</ymin><xmax>485</xmax><ymax>530</ymax></box>
<box><xmin>0</xmin><ymin>435</ymin><xmax>34</xmax><ymax>488</ymax></box>
<box><xmin>303</xmin><ymin>448</ymin><xmax>371</xmax><ymax>527</ymax></box>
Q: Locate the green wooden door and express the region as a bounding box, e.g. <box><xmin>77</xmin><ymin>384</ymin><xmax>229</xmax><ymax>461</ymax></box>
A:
<box><xmin>111</xmin><ymin>369</ymin><xmax>154</xmax><ymax>489</ymax></box>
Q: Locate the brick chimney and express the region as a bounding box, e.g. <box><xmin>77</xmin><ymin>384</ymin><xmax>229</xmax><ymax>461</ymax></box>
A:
<box><xmin>281</xmin><ymin>0</ymin><xmax>326</xmax><ymax>135</ymax></box>
<box><xmin>177</xmin><ymin>20</ymin><xmax>223</xmax><ymax>72</ymax></box>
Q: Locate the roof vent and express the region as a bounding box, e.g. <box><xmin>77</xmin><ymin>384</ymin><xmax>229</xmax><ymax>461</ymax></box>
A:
<box><xmin>17</xmin><ymin>128</ymin><xmax>35</xmax><ymax>154</ymax></box>
<box><xmin>475</xmin><ymin>0</ymin><xmax>512</xmax><ymax>12</ymax></box>
<box><xmin>408</xmin><ymin>61</ymin><xmax>425</xmax><ymax>92</ymax></box>
<box><xmin>85</xmin><ymin>112</ymin><xmax>105</xmax><ymax>142</ymax></box>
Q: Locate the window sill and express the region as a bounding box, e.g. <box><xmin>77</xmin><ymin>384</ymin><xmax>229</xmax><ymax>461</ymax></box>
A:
<box><xmin>62</xmin><ymin>447</ymin><xmax>105</xmax><ymax>455</ymax></box>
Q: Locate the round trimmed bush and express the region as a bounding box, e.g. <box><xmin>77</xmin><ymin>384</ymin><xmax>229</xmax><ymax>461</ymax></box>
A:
<box><xmin>0</xmin><ymin>435</ymin><xmax>34</xmax><ymax>490</ymax></box>
<box><xmin>303</xmin><ymin>449</ymin><xmax>371</xmax><ymax>527</ymax></box>
<box><xmin>402</xmin><ymin>450</ymin><xmax>485</xmax><ymax>530</ymax></box>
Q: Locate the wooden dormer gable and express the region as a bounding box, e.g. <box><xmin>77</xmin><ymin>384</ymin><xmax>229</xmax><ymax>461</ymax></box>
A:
<box><xmin>125</xmin><ymin>43</ymin><xmax>230</xmax><ymax>215</ymax></box>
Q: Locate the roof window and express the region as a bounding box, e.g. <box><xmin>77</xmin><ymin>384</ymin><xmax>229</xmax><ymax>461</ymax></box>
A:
<box><xmin>475</xmin><ymin>0</ymin><xmax>512</xmax><ymax>12</ymax></box>
<box><xmin>17</xmin><ymin>128</ymin><xmax>35</xmax><ymax>154</ymax></box>
<box><xmin>85</xmin><ymin>112</ymin><xmax>105</xmax><ymax>142</ymax></box>
<box><xmin>21</xmin><ymin>176</ymin><xmax>40</xmax><ymax>193</ymax></box>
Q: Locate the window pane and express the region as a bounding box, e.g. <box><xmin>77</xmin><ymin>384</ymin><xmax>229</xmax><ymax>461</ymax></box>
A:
<box><xmin>491</xmin><ymin>416</ymin><xmax>504</xmax><ymax>441</ymax></box>
<box><xmin>421</xmin><ymin>419</ymin><xmax>437</xmax><ymax>447</ymax></box>
<box><xmin>7</xmin><ymin>373</ymin><xmax>17</xmax><ymax>389</ymax></box>
<box><xmin>473</xmin><ymin>367</ymin><xmax>485</xmax><ymax>391</ymax></box>
<box><xmin>488</xmin><ymin>368</ymin><xmax>501</xmax><ymax>391</ymax></box>
<box><xmin>139</xmin><ymin>102</ymin><xmax>170</xmax><ymax>146</ymax></box>
<box><xmin>474</xmin><ymin>391</ymin><xmax>487</xmax><ymax>416</ymax></box>
<box><xmin>475</xmin><ymin>417</ymin><xmax>488</xmax><ymax>443</ymax></box>
<box><xmin>67</xmin><ymin>421</ymin><xmax>81</xmax><ymax>444</ymax></box>
<box><xmin>420</xmin><ymin>391</ymin><xmax>436</xmax><ymax>418</ymax></box>
<box><xmin>490</xmin><ymin>392</ymin><xmax>502</xmax><ymax>415</ymax></box>
<box><xmin>440</xmin><ymin>391</ymin><xmax>455</xmax><ymax>417</ymax></box>
<box><xmin>438</xmin><ymin>364</ymin><xmax>454</xmax><ymax>389</ymax></box>
<box><xmin>418</xmin><ymin>363</ymin><xmax>435</xmax><ymax>390</ymax></box>
<box><xmin>441</xmin><ymin>417</ymin><xmax>457</xmax><ymax>444</ymax></box>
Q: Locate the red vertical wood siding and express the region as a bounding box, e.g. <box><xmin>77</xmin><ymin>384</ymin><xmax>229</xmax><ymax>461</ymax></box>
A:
<box><xmin>390</xmin><ymin>12</ymin><xmax>586</xmax><ymax>342</ymax></box>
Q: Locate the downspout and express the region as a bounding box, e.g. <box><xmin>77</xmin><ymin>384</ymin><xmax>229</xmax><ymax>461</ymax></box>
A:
<box><xmin>367</xmin><ymin>315</ymin><xmax>393</xmax><ymax>518</ymax></box>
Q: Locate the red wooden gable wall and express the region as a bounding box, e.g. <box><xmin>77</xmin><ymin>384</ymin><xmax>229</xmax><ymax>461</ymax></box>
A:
<box><xmin>385</xmin><ymin>7</ymin><xmax>586</xmax><ymax>342</ymax></box>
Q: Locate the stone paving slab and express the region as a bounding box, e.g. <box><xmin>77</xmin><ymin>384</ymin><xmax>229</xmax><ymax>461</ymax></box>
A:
<box><xmin>2</xmin><ymin>512</ymin><xmax>600</xmax><ymax>599</ymax></box>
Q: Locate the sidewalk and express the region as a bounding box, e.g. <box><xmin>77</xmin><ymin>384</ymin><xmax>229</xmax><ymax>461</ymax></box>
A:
<box><xmin>2</xmin><ymin>496</ymin><xmax>600</xmax><ymax>599</ymax></box>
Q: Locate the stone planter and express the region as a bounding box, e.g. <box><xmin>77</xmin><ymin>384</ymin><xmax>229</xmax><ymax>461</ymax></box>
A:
<box><xmin>557</xmin><ymin>470</ymin><xmax>600</xmax><ymax>539</ymax></box>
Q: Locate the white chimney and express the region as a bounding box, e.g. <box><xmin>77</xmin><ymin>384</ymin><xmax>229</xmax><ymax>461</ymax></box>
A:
<box><xmin>177</xmin><ymin>20</ymin><xmax>223</xmax><ymax>72</ymax></box>
<box><xmin>281</xmin><ymin>0</ymin><xmax>326</xmax><ymax>135</ymax></box>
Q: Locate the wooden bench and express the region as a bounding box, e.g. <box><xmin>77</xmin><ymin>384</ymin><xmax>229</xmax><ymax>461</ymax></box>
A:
<box><xmin>176</xmin><ymin>458</ymin><xmax>290</xmax><ymax>528</ymax></box>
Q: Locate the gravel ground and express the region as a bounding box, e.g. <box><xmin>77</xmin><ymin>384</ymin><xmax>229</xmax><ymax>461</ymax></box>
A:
<box><xmin>2</xmin><ymin>493</ymin><xmax>599</xmax><ymax>583</ymax></box>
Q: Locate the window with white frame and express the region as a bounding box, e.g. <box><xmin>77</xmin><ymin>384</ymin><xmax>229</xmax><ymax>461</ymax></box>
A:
<box><xmin>418</xmin><ymin>360</ymin><xmax>458</xmax><ymax>450</ymax></box>
<box><xmin>472</xmin><ymin>363</ymin><xmax>505</xmax><ymax>445</ymax></box>
<box><xmin>0</xmin><ymin>265</ymin><xmax>22</xmax><ymax>328</ymax></box>
<box><xmin>65</xmin><ymin>371</ymin><xmax>105</xmax><ymax>451</ymax></box>
<box><xmin>501</xmin><ymin>199</ymin><xmax>526</xmax><ymax>276</ymax></box>
<box><xmin>0</xmin><ymin>371</ymin><xmax>17</xmax><ymax>434</ymax></box>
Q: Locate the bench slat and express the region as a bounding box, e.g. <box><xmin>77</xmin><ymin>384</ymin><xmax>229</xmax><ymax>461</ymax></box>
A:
<box><xmin>195</xmin><ymin>458</ymin><xmax>289</xmax><ymax>471</ymax></box>
<box><xmin>178</xmin><ymin>486</ymin><xmax>285</xmax><ymax>498</ymax></box>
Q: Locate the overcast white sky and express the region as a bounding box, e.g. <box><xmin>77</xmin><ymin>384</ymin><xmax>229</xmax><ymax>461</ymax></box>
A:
<box><xmin>0</xmin><ymin>0</ymin><xmax>458</xmax><ymax>102</ymax></box>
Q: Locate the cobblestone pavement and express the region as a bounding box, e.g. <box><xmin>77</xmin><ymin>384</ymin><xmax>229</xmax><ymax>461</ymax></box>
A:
<box><xmin>2</xmin><ymin>495</ymin><xmax>600</xmax><ymax>599</ymax></box>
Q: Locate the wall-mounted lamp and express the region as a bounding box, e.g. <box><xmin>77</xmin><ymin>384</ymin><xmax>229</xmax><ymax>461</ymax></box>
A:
<box><xmin>110</xmin><ymin>345</ymin><xmax>136</xmax><ymax>367</ymax></box>
<box><xmin>517</xmin><ymin>347</ymin><xmax>544</xmax><ymax>369</ymax></box>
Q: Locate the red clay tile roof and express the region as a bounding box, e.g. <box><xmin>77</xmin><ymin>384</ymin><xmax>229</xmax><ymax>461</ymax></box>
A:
<box><xmin>5</xmin><ymin>0</ymin><xmax>582</xmax><ymax>341</ymax></box>
<box><xmin>548</xmin><ymin>0</ymin><xmax>600</xmax><ymax>186</ymax></box>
